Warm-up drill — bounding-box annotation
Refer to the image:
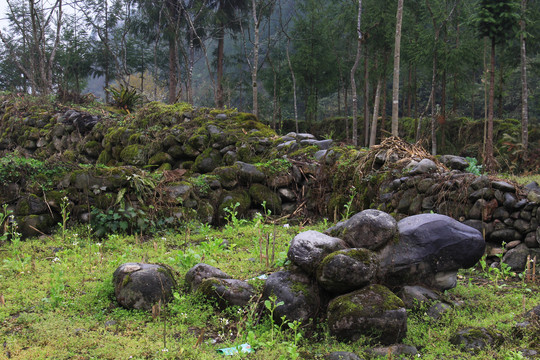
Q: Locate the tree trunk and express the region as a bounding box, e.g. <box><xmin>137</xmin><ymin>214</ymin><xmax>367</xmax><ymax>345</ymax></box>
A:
<box><xmin>430</xmin><ymin>50</ymin><xmax>438</xmax><ymax>156</ymax></box>
<box><xmin>216</xmin><ymin>22</ymin><xmax>225</xmax><ymax>108</ymax></box>
<box><xmin>391</xmin><ymin>0</ymin><xmax>404</xmax><ymax>136</ymax></box>
<box><xmin>168</xmin><ymin>36</ymin><xmax>178</xmax><ymax>104</ymax></box>
<box><xmin>497</xmin><ymin>67</ymin><xmax>503</xmax><ymax>119</ymax></box>
<box><xmin>286</xmin><ymin>38</ymin><xmax>298</xmax><ymax>133</ymax></box>
<box><xmin>350</xmin><ymin>0</ymin><xmax>363</xmax><ymax>146</ymax></box>
<box><xmin>441</xmin><ymin>69</ymin><xmax>446</xmax><ymax>151</ymax></box>
<box><xmin>370</xmin><ymin>77</ymin><xmax>382</xmax><ymax>147</ymax></box>
<box><xmin>521</xmin><ymin>0</ymin><xmax>529</xmax><ymax>159</ymax></box>
<box><xmin>484</xmin><ymin>39</ymin><xmax>496</xmax><ymax>172</ymax></box>
<box><xmin>251</xmin><ymin>0</ymin><xmax>259</xmax><ymax>118</ymax></box>
<box><xmin>363</xmin><ymin>45</ymin><xmax>370</xmax><ymax>146</ymax></box>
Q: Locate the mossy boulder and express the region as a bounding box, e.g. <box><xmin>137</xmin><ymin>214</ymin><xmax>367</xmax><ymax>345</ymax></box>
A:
<box><xmin>218</xmin><ymin>190</ymin><xmax>251</xmax><ymax>223</ymax></box>
<box><xmin>197</xmin><ymin>278</ymin><xmax>255</xmax><ymax>309</ymax></box>
<box><xmin>17</xmin><ymin>213</ymin><xmax>59</xmax><ymax>239</ymax></box>
<box><xmin>249</xmin><ymin>183</ymin><xmax>282</xmax><ymax>215</ymax></box>
<box><xmin>193</xmin><ymin>149</ymin><xmax>222</xmax><ymax>174</ymax></box>
<box><xmin>262</xmin><ymin>270</ymin><xmax>321</xmax><ymax>325</ymax></box>
<box><xmin>185</xmin><ymin>263</ymin><xmax>231</xmax><ymax>292</ymax></box>
<box><xmin>327</xmin><ymin>284</ymin><xmax>407</xmax><ymax>344</ymax></box>
<box><xmin>97</xmin><ymin>150</ymin><xmax>112</xmax><ymax>165</ymax></box>
<box><xmin>214</xmin><ymin>166</ymin><xmax>239</xmax><ymax>189</ymax></box>
<box><xmin>148</xmin><ymin>152</ymin><xmax>173</xmax><ymax>167</ymax></box>
<box><xmin>84</xmin><ymin>140</ymin><xmax>102</xmax><ymax>158</ymax></box>
<box><xmin>15</xmin><ymin>194</ymin><xmax>48</xmax><ymax>216</ymax></box>
<box><xmin>120</xmin><ymin>144</ymin><xmax>147</xmax><ymax>166</ymax></box>
<box><xmin>113</xmin><ymin>263</ymin><xmax>177</xmax><ymax>311</ymax></box>
<box><xmin>287</xmin><ymin>230</ymin><xmax>348</xmax><ymax>274</ymax></box>
<box><xmin>317</xmin><ymin>248</ymin><xmax>379</xmax><ymax>294</ymax></box>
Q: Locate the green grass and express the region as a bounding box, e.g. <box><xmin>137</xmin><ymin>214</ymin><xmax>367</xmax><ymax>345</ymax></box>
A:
<box><xmin>1</xmin><ymin>219</ymin><xmax>540</xmax><ymax>359</ymax></box>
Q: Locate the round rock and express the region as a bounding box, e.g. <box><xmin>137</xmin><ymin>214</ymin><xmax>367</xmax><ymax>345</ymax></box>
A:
<box><xmin>185</xmin><ymin>263</ymin><xmax>231</xmax><ymax>291</ymax></box>
<box><xmin>287</xmin><ymin>230</ymin><xmax>348</xmax><ymax>274</ymax></box>
<box><xmin>113</xmin><ymin>263</ymin><xmax>177</xmax><ymax>311</ymax></box>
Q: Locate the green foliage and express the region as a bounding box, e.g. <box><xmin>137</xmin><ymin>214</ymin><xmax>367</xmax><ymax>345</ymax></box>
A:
<box><xmin>465</xmin><ymin>157</ymin><xmax>483</xmax><ymax>175</ymax></box>
<box><xmin>90</xmin><ymin>206</ymin><xmax>152</xmax><ymax>238</ymax></box>
<box><xmin>0</xmin><ymin>152</ymin><xmax>68</xmax><ymax>190</ymax></box>
<box><xmin>475</xmin><ymin>0</ymin><xmax>520</xmax><ymax>44</ymax></box>
<box><xmin>106</xmin><ymin>84</ymin><xmax>142</xmax><ymax>112</ymax></box>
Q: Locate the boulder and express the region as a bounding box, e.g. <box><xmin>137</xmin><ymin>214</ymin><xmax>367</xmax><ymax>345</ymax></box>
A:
<box><xmin>316</xmin><ymin>248</ymin><xmax>379</xmax><ymax>294</ymax></box>
<box><xmin>409</xmin><ymin>158</ymin><xmax>438</xmax><ymax>175</ymax></box>
<box><xmin>449</xmin><ymin>327</ymin><xmax>503</xmax><ymax>353</ymax></box>
<box><xmin>113</xmin><ymin>263</ymin><xmax>176</xmax><ymax>310</ymax></box>
<box><xmin>439</xmin><ymin>155</ymin><xmax>469</xmax><ymax>171</ymax></box>
<box><xmin>262</xmin><ymin>270</ymin><xmax>321</xmax><ymax>324</ymax></box>
<box><xmin>502</xmin><ymin>244</ymin><xmax>530</xmax><ymax>272</ymax></box>
<box><xmin>249</xmin><ymin>183</ymin><xmax>282</xmax><ymax>215</ymax></box>
<box><xmin>325</xmin><ymin>210</ymin><xmax>398</xmax><ymax>250</ymax></box>
<box><xmin>327</xmin><ymin>284</ymin><xmax>407</xmax><ymax>344</ymax></box>
<box><xmin>235</xmin><ymin>161</ymin><xmax>265</xmax><ymax>184</ymax></box>
<box><xmin>378</xmin><ymin>214</ymin><xmax>485</xmax><ymax>290</ymax></box>
<box><xmin>288</xmin><ymin>230</ymin><xmax>348</xmax><ymax>274</ymax></box>
<box><xmin>197</xmin><ymin>278</ymin><xmax>254</xmax><ymax>309</ymax></box>
<box><xmin>185</xmin><ymin>263</ymin><xmax>231</xmax><ymax>291</ymax></box>
<box><xmin>398</xmin><ymin>285</ymin><xmax>440</xmax><ymax>309</ymax></box>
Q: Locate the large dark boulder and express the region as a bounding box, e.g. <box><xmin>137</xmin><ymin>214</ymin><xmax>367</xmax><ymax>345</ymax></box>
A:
<box><xmin>327</xmin><ymin>284</ymin><xmax>407</xmax><ymax>345</ymax></box>
<box><xmin>113</xmin><ymin>263</ymin><xmax>177</xmax><ymax>310</ymax></box>
<box><xmin>316</xmin><ymin>248</ymin><xmax>379</xmax><ymax>294</ymax></box>
<box><xmin>378</xmin><ymin>214</ymin><xmax>485</xmax><ymax>290</ymax></box>
<box><xmin>262</xmin><ymin>270</ymin><xmax>321</xmax><ymax>324</ymax></box>
<box><xmin>288</xmin><ymin>230</ymin><xmax>348</xmax><ymax>274</ymax></box>
<box><xmin>325</xmin><ymin>209</ymin><xmax>398</xmax><ymax>250</ymax></box>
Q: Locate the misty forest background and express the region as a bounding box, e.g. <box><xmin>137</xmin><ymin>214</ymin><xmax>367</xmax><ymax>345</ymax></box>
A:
<box><xmin>0</xmin><ymin>0</ymin><xmax>539</xmax><ymax>170</ymax></box>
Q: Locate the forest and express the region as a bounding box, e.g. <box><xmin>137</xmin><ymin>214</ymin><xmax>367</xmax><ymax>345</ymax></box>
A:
<box><xmin>0</xmin><ymin>0</ymin><xmax>538</xmax><ymax>171</ymax></box>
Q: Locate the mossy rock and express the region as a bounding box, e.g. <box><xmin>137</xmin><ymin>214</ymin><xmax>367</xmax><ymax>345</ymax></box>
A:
<box><xmin>193</xmin><ymin>149</ymin><xmax>222</xmax><ymax>174</ymax></box>
<box><xmin>97</xmin><ymin>150</ymin><xmax>112</xmax><ymax>165</ymax></box>
<box><xmin>149</xmin><ymin>152</ymin><xmax>173</xmax><ymax>167</ymax></box>
<box><xmin>327</xmin><ymin>284</ymin><xmax>407</xmax><ymax>344</ymax></box>
<box><xmin>188</xmin><ymin>133</ymin><xmax>208</xmax><ymax>152</ymax></box>
<box><xmin>84</xmin><ymin>140</ymin><xmax>102</xmax><ymax>158</ymax></box>
<box><xmin>157</xmin><ymin>163</ymin><xmax>172</xmax><ymax>171</ymax></box>
<box><xmin>213</xmin><ymin>166</ymin><xmax>239</xmax><ymax>189</ymax></box>
<box><xmin>119</xmin><ymin>144</ymin><xmax>147</xmax><ymax>166</ymax></box>
<box><xmin>218</xmin><ymin>190</ymin><xmax>251</xmax><ymax>223</ymax></box>
<box><xmin>17</xmin><ymin>213</ymin><xmax>59</xmax><ymax>239</ymax></box>
<box><xmin>249</xmin><ymin>183</ymin><xmax>282</xmax><ymax>215</ymax></box>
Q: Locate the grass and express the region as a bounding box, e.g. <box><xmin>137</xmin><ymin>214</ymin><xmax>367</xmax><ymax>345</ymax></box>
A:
<box><xmin>1</xmin><ymin>219</ymin><xmax>540</xmax><ymax>360</ymax></box>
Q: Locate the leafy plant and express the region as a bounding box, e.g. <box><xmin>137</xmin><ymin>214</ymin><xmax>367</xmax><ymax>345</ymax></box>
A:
<box><xmin>106</xmin><ymin>84</ymin><xmax>141</xmax><ymax>112</ymax></box>
<box><xmin>465</xmin><ymin>157</ymin><xmax>483</xmax><ymax>175</ymax></box>
<box><xmin>90</xmin><ymin>206</ymin><xmax>152</xmax><ymax>237</ymax></box>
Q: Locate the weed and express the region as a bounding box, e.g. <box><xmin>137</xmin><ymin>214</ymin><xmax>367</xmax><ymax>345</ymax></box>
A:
<box><xmin>465</xmin><ymin>157</ymin><xmax>483</xmax><ymax>175</ymax></box>
<box><xmin>342</xmin><ymin>186</ymin><xmax>357</xmax><ymax>220</ymax></box>
<box><xmin>58</xmin><ymin>196</ymin><xmax>70</xmax><ymax>242</ymax></box>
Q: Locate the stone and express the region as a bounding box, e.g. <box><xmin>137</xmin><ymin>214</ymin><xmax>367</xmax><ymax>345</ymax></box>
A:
<box><xmin>185</xmin><ymin>263</ymin><xmax>231</xmax><ymax>292</ymax></box>
<box><xmin>502</xmin><ymin>244</ymin><xmax>530</xmax><ymax>272</ymax></box>
<box><xmin>471</xmin><ymin>176</ymin><xmax>490</xmax><ymax>191</ymax></box>
<box><xmin>506</xmin><ymin>240</ymin><xmax>522</xmax><ymax>250</ymax></box>
<box><xmin>490</xmin><ymin>229</ymin><xmax>521</xmax><ymax>244</ymax></box>
<box><xmin>234</xmin><ymin>161</ymin><xmax>265</xmax><ymax>184</ymax></box>
<box><xmin>325</xmin><ymin>351</ymin><xmax>363</xmax><ymax>360</ymax></box>
<box><xmin>317</xmin><ymin>248</ymin><xmax>379</xmax><ymax>294</ymax></box>
<box><xmin>439</xmin><ymin>155</ymin><xmax>469</xmax><ymax>171</ymax></box>
<box><xmin>378</xmin><ymin>214</ymin><xmax>485</xmax><ymax>290</ymax></box>
<box><xmin>113</xmin><ymin>263</ymin><xmax>176</xmax><ymax>311</ymax></box>
<box><xmin>327</xmin><ymin>284</ymin><xmax>407</xmax><ymax>345</ymax></box>
<box><xmin>278</xmin><ymin>188</ymin><xmax>296</xmax><ymax>202</ymax></box>
<box><xmin>469</xmin><ymin>199</ymin><xmax>488</xmax><ymax>220</ymax></box>
<box><xmin>193</xmin><ymin>149</ymin><xmax>222</xmax><ymax>174</ymax></box>
<box><xmin>514</xmin><ymin>219</ymin><xmax>530</xmax><ymax>234</ymax></box>
<box><xmin>492</xmin><ymin>181</ymin><xmax>516</xmax><ymax>193</ymax></box>
<box><xmin>426</xmin><ymin>302</ymin><xmax>452</xmax><ymax>320</ymax></box>
<box><xmin>325</xmin><ymin>209</ymin><xmax>398</xmax><ymax>250</ymax></box>
<box><xmin>367</xmin><ymin>345</ymin><xmax>418</xmax><ymax>358</ymax></box>
<box><xmin>197</xmin><ymin>278</ymin><xmax>254</xmax><ymax>309</ymax></box>
<box><xmin>492</xmin><ymin>207</ymin><xmax>510</xmax><ymax>220</ymax></box>
<box><xmin>503</xmin><ymin>193</ymin><xmax>518</xmax><ymax>210</ymax></box>
<box><xmin>417</xmin><ymin>178</ymin><xmax>435</xmax><ymax>193</ymax></box>
<box><xmin>314</xmin><ymin>139</ymin><xmax>333</xmax><ymax>150</ymax></box>
<box><xmin>449</xmin><ymin>327</ymin><xmax>503</xmax><ymax>352</ymax></box>
<box><xmin>288</xmin><ymin>230</ymin><xmax>348</xmax><ymax>274</ymax></box>
<box><xmin>409</xmin><ymin>159</ymin><xmax>438</xmax><ymax>175</ymax></box>
<box><xmin>469</xmin><ymin>188</ymin><xmax>494</xmax><ymax>201</ymax></box>
<box><xmin>398</xmin><ymin>285</ymin><xmax>440</xmax><ymax>309</ymax></box>
<box><xmin>262</xmin><ymin>270</ymin><xmax>320</xmax><ymax>324</ymax></box>
<box><xmin>524</xmin><ymin>232</ymin><xmax>538</xmax><ymax>248</ymax></box>
<box><xmin>249</xmin><ymin>183</ymin><xmax>282</xmax><ymax>215</ymax></box>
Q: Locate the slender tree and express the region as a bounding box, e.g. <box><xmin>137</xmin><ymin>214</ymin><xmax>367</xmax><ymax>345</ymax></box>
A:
<box><xmin>520</xmin><ymin>0</ymin><xmax>529</xmax><ymax>159</ymax></box>
<box><xmin>391</xmin><ymin>0</ymin><xmax>404</xmax><ymax>137</ymax></box>
<box><xmin>350</xmin><ymin>0</ymin><xmax>363</xmax><ymax>146</ymax></box>
<box><xmin>476</xmin><ymin>0</ymin><xmax>519</xmax><ymax>171</ymax></box>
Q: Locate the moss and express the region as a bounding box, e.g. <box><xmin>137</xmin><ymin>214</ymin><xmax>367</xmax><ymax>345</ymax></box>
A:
<box><xmin>97</xmin><ymin>150</ymin><xmax>112</xmax><ymax>165</ymax></box>
<box><xmin>149</xmin><ymin>152</ymin><xmax>173</xmax><ymax>166</ymax></box>
<box><xmin>157</xmin><ymin>163</ymin><xmax>172</xmax><ymax>171</ymax></box>
<box><xmin>128</xmin><ymin>133</ymin><xmax>142</xmax><ymax>144</ymax></box>
<box><xmin>122</xmin><ymin>274</ymin><xmax>131</xmax><ymax>287</ymax></box>
<box><xmin>120</xmin><ymin>144</ymin><xmax>146</xmax><ymax>166</ymax></box>
<box><xmin>289</xmin><ymin>145</ymin><xmax>319</xmax><ymax>158</ymax></box>
<box><xmin>249</xmin><ymin>183</ymin><xmax>282</xmax><ymax>214</ymax></box>
<box><xmin>290</xmin><ymin>280</ymin><xmax>310</xmax><ymax>298</ymax></box>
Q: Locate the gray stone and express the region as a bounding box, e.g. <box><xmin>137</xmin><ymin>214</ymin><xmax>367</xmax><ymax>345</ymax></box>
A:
<box><xmin>327</xmin><ymin>284</ymin><xmax>407</xmax><ymax>345</ymax></box>
<box><xmin>296</xmin><ymin>133</ymin><xmax>316</xmax><ymax>140</ymax></box>
<box><xmin>276</xmin><ymin>140</ymin><xmax>296</xmax><ymax>150</ymax></box>
<box><xmin>367</xmin><ymin>345</ymin><xmax>418</xmax><ymax>358</ymax></box>
<box><xmin>490</xmin><ymin>229</ymin><xmax>521</xmax><ymax>244</ymax></box>
<box><xmin>262</xmin><ymin>270</ymin><xmax>320</xmax><ymax>324</ymax></box>
<box><xmin>427</xmin><ymin>302</ymin><xmax>452</xmax><ymax>320</ymax></box>
<box><xmin>288</xmin><ymin>230</ymin><xmax>348</xmax><ymax>274</ymax></box>
<box><xmin>113</xmin><ymin>263</ymin><xmax>176</xmax><ymax>311</ymax></box>
<box><xmin>409</xmin><ymin>158</ymin><xmax>438</xmax><ymax>175</ymax></box>
<box><xmin>504</xmin><ymin>192</ymin><xmax>518</xmax><ymax>209</ymax></box>
<box><xmin>471</xmin><ymin>176</ymin><xmax>490</xmax><ymax>191</ymax></box>
<box><xmin>278</xmin><ymin>188</ymin><xmax>296</xmax><ymax>202</ymax></box>
<box><xmin>492</xmin><ymin>181</ymin><xmax>516</xmax><ymax>193</ymax></box>
<box><xmin>514</xmin><ymin>219</ymin><xmax>530</xmax><ymax>234</ymax></box>
<box><xmin>198</xmin><ymin>278</ymin><xmax>254</xmax><ymax>309</ymax></box>
<box><xmin>315</xmin><ymin>139</ymin><xmax>333</xmax><ymax>150</ymax></box>
<box><xmin>417</xmin><ymin>178</ymin><xmax>435</xmax><ymax>193</ymax></box>
<box><xmin>379</xmin><ymin>214</ymin><xmax>485</xmax><ymax>290</ymax></box>
<box><xmin>166</xmin><ymin>184</ymin><xmax>192</xmax><ymax>201</ymax></box>
<box><xmin>450</xmin><ymin>327</ymin><xmax>503</xmax><ymax>352</ymax></box>
<box><xmin>502</xmin><ymin>244</ymin><xmax>530</xmax><ymax>272</ymax></box>
<box><xmin>185</xmin><ymin>263</ymin><xmax>231</xmax><ymax>292</ymax></box>
<box><xmin>325</xmin><ymin>209</ymin><xmax>398</xmax><ymax>250</ymax></box>
<box><xmin>325</xmin><ymin>351</ymin><xmax>363</xmax><ymax>360</ymax></box>
<box><xmin>314</xmin><ymin>150</ymin><xmax>327</xmax><ymax>161</ymax></box>
<box><xmin>469</xmin><ymin>188</ymin><xmax>494</xmax><ymax>201</ymax></box>
<box><xmin>235</xmin><ymin>161</ymin><xmax>265</xmax><ymax>184</ymax></box>
<box><xmin>524</xmin><ymin>232</ymin><xmax>538</xmax><ymax>248</ymax></box>
<box><xmin>469</xmin><ymin>199</ymin><xmax>488</xmax><ymax>220</ymax></box>
<box><xmin>398</xmin><ymin>285</ymin><xmax>440</xmax><ymax>309</ymax></box>
<box><xmin>317</xmin><ymin>248</ymin><xmax>379</xmax><ymax>294</ymax></box>
<box><xmin>440</xmin><ymin>155</ymin><xmax>469</xmax><ymax>170</ymax></box>
<box><xmin>493</xmin><ymin>207</ymin><xmax>510</xmax><ymax>220</ymax></box>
